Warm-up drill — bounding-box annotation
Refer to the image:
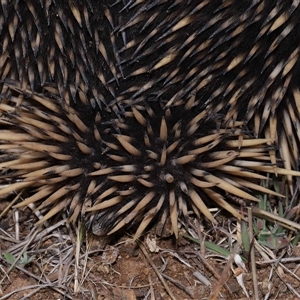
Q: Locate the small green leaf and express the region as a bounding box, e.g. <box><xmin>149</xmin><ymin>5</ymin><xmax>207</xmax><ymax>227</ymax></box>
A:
<box><xmin>241</xmin><ymin>220</ymin><xmax>250</xmax><ymax>252</ymax></box>
<box><xmin>3</xmin><ymin>252</ymin><xmax>16</xmax><ymax>264</ymax></box>
<box><xmin>204</xmin><ymin>241</ymin><xmax>231</xmax><ymax>257</ymax></box>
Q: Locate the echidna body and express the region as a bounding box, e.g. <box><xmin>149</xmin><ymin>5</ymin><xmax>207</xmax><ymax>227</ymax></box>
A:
<box><xmin>116</xmin><ymin>0</ymin><xmax>300</xmax><ymax>178</ymax></box>
<box><xmin>0</xmin><ymin>83</ymin><xmax>296</xmax><ymax>238</ymax></box>
<box><xmin>1</xmin><ymin>1</ymin><xmax>300</xmax><ymax>237</ymax></box>
<box><xmin>2</xmin><ymin>1</ymin><xmax>300</xmax><ymax>144</ymax></box>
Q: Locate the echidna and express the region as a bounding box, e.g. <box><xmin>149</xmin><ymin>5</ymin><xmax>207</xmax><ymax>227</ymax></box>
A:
<box><xmin>2</xmin><ymin>1</ymin><xmax>300</xmax><ymax>138</ymax></box>
<box><xmin>0</xmin><ymin>82</ymin><xmax>297</xmax><ymax>238</ymax></box>
<box><xmin>115</xmin><ymin>0</ymin><xmax>300</xmax><ymax>191</ymax></box>
<box><xmin>1</xmin><ymin>0</ymin><xmax>300</xmax><ymax>238</ymax></box>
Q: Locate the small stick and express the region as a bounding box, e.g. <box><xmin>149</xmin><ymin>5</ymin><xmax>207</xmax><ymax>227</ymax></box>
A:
<box><xmin>248</xmin><ymin>207</ymin><xmax>259</xmax><ymax>300</ymax></box>
<box><xmin>139</xmin><ymin>241</ymin><xmax>177</xmax><ymax>300</ymax></box>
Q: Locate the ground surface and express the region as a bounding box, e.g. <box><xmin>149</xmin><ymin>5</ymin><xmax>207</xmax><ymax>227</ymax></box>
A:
<box><xmin>1</xmin><ymin>201</ymin><xmax>300</xmax><ymax>300</ymax></box>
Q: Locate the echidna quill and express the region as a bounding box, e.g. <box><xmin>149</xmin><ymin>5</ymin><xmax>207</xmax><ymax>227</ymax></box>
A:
<box><xmin>1</xmin><ymin>0</ymin><xmax>300</xmax><ymax>238</ymax></box>
<box><xmin>0</xmin><ymin>84</ymin><xmax>297</xmax><ymax>239</ymax></box>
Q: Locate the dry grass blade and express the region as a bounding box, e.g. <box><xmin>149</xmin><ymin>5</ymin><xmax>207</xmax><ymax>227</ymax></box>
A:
<box><xmin>0</xmin><ymin>190</ymin><xmax>23</xmax><ymax>220</ymax></box>
<box><xmin>139</xmin><ymin>241</ymin><xmax>176</xmax><ymax>300</ymax></box>
<box><xmin>0</xmin><ymin>228</ymin><xmax>39</xmax><ymax>286</ymax></box>
<box><xmin>257</xmin><ymin>257</ymin><xmax>300</xmax><ymax>265</ymax></box>
<box><xmin>5</xmin><ymin>220</ymin><xmax>66</xmax><ymax>254</ymax></box>
<box><xmin>161</xmin><ymin>273</ymin><xmax>194</xmax><ymax>298</ymax></box>
<box><xmin>0</xmin><ymin>284</ymin><xmax>52</xmax><ymax>300</ymax></box>
<box><xmin>248</xmin><ymin>208</ymin><xmax>259</xmax><ymax>300</ymax></box>
<box><xmin>209</xmin><ymin>244</ymin><xmax>240</xmax><ymax>300</ymax></box>
<box><xmin>0</xmin><ymin>253</ymin><xmax>73</xmax><ymax>299</ymax></box>
<box><xmin>251</xmin><ymin>207</ymin><xmax>300</xmax><ymax>231</ymax></box>
<box><xmin>193</xmin><ymin>271</ymin><xmax>211</xmax><ymax>287</ymax></box>
<box><xmin>148</xmin><ymin>274</ymin><xmax>155</xmax><ymax>300</ymax></box>
<box><xmin>74</xmin><ymin>223</ymin><xmax>81</xmax><ymax>293</ymax></box>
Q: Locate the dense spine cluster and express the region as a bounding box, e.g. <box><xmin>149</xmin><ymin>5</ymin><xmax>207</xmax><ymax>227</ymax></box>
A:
<box><xmin>0</xmin><ymin>0</ymin><xmax>124</xmax><ymax>110</ymax></box>
<box><xmin>0</xmin><ymin>83</ymin><xmax>296</xmax><ymax>238</ymax></box>
<box><xmin>116</xmin><ymin>0</ymin><xmax>300</xmax><ymax>176</ymax></box>
<box><xmin>1</xmin><ymin>0</ymin><xmax>300</xmax><ymax>237</ymax></box>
